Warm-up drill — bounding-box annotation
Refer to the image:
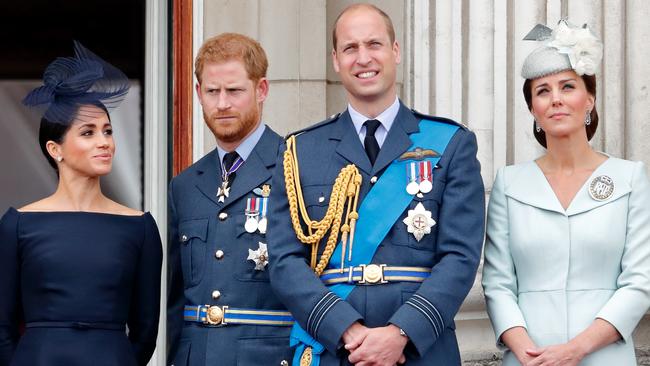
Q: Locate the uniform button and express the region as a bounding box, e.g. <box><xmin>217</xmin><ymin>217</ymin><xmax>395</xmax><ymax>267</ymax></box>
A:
<box><xmin>280</xmin><ymin>361</ymin><xmax>288</xmax><ymax>366</ymax></box>
<box><xmin>180</xmin><ymin>234</ymin><xmax>188</xmax><ymax>242</ymax></box>
<box><xmin>215</xmin><ymin>250</ymin><xmax>224</xmax><ymax>259</ymax></box>
<box><xmin>211</xmin><ymin>290</ymin><xmax>221</xmax><ymax>299</ymax></box>
<box><xmin>370</xmin><ymin>176</ymin><xmax>378</xmax><ymax>184</ymax></box>
<box><xmin>318</xmin><ymin>196</ymin><xmax>325</xmax><ymax>203</ymax></box>
<box><xmin>219</xmin><ymin>212</ymin><xmax>228</xmax><ymax>221</ymax></box>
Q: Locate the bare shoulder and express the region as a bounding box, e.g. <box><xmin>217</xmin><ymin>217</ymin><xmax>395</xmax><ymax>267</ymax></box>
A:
<box><xmin>18</xmin><ymin>197</ymin><xmax>56</xmax><ymax>212</ymax></box>
<box><xmin>105</xmin><ymin>200</ymin><xmax>144</xmax><ymax>216</ymax></box>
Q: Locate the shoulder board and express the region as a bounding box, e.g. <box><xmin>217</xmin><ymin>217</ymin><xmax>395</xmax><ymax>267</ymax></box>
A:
<box><xmin>285</xmin><ymin>112</ymin><xmax>342</xmax><ymax>139</ymax></box>
<box><xmin>411</xmin><ymin>109</ymin><xmax>469</xmax><ymax>130</ymax></box>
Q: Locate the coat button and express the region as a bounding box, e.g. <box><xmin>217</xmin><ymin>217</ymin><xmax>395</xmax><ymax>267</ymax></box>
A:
<box><xmin>215</xmin><ymin>250</ymin><xmax>224</xmax><ymax>259</ymax></box>
<box><xmin>219</xmin><ymin>212</ymin><xmax>228</xmax><ymax>221</ymax></box>
<box><xmin>318</xmin><ymin>196</ymin><xmax>325</xmax><ymax>203</ymax></box>
<box><xmin>280</xmin><ymin>361</ymin><xmax>288</xmax><ymax>366</ymax></box>
<box><xmin>370</xmin><ymin>176</ymin><xmax>378</xmax><ymax>184</ymax></box>
<box><xmin>180</xmin><ymin>234</ymin><xmax>188</xmax><ymax>242</ymax></box>
<box><xmin>211</xmin><ymin>290</ymin><xmax>221</xmax><ymax>299</ymax></box>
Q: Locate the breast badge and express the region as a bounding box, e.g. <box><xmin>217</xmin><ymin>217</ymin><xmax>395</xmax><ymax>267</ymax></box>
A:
<box><xmin>402</xmin><ymin>202</ymin><xmax>436</xmax><ymax>242</ymax></box>
<box><xmin>247</xmin><ymin>242</ymin><xmax>269</xmax><ymax>270</ymax></box>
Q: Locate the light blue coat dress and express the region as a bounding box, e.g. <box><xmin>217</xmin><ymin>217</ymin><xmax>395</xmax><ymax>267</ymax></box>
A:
<box><xmin>482</xmin><ymin>157</ymin><xmax>650</xmax><ymax>365</ymax></box>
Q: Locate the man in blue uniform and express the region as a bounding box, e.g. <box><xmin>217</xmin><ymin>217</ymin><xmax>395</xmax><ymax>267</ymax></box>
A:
<box><xmin>168</xmin><ymin>33</ymin><xmax>293</xmax><ymax>366</ymax></box>
<box><xmin>267</xmin><ymin>4</ymin><xmax>485</xmax><ymax>366</ymax></box>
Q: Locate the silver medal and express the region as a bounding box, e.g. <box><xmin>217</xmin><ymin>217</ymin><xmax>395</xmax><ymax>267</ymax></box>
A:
<box><xmin>258</xmin><ymin>217</ymin><xmax>268</xmax><ymax>234</ymax></box>
<box><xmin>245</xmin><ymin>216</ymin><xmax>259</xmax><ymax>233</ymax></box>
<box><xmin>589</xmin><ymin>175</ymin><xmax>614</xmax><ymax>201</ymax></box>
<box><xmin>419</xmin><ymin>180</ymin><xmax>433</xmax><ymax>194</ymax></box>
<box><xmin>406</xmin><ymin>181</ymin><xmax>419</xmax><ymax>195</ymax></box>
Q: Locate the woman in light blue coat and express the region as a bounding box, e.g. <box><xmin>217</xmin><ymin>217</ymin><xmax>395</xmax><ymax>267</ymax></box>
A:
<box><xmin>482</xmin><ymin>21</ymin><xmax>650</xmax><ymax>366</ymax></box>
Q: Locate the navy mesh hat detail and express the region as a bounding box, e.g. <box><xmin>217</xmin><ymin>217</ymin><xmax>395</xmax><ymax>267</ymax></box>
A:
<box><xmin>22</xmin><ymin>41</ymin><xmax>130</xmax><ymax>125</ymax></box>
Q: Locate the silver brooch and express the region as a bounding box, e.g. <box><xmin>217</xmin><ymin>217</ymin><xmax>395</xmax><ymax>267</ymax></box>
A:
<box><xmin>589</xmin><ymin>175</ymin><xmax>614</xmax><ymax>201</ymax></box>
<box><xmin>247</xmin><ymin>242</ymin><xmax>269</xmax><ymax>270</ymax></box>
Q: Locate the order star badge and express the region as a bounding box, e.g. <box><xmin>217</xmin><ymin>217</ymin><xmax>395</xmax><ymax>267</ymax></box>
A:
<box><xmin>402</xmin><ymin>202</ymin><xmax>436</xmax><ymax>242</ymax></box>
<box><xmin>247</xmin><ymin>242</ymin><xmax>269</xmax><ymax>271</ymax></box>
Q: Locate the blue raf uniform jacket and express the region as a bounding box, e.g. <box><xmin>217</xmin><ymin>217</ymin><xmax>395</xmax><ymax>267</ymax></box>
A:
<box><xmin>168</xmin><ymin>127</ymin><xmax>293</xmax><ymax>366</ymax></box>
<box><xmin>267</xmin><ymin>102</ymin><xmax>485</xmax><ymax>365</ymax></box>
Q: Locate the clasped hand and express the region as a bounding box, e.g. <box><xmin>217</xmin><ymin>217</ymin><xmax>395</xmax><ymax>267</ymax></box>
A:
<box><xmin>342</xmin><ymin>323</ymin><xmax>408</xmax><ymax>366</ymax></box>
<box><xmin>522</xmin><ymin>342</ymin><xmax>586</xmax><ymax>366</ymax></box>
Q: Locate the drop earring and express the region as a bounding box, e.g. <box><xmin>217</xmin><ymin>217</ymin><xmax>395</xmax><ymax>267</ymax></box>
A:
<box><xmin>535</xmin><ymin>120</ymin><xmax>541</xmax><ymax>133</ymax></box>
<box><xmin>585</xmin><ymin>111</ymin><xmax>592</xmax><ymax>126</ymax></box>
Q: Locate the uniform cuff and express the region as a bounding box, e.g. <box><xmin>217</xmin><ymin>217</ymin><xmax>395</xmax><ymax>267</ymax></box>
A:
<box><xmin>310</xmin><ymin>294</ymin><xmax>363</xmax><ymax>354</ymax></box>
<box><xmin>388</xmin><ymin>294</ymin><xmax>445</xmax><ymax>357</ymax></box>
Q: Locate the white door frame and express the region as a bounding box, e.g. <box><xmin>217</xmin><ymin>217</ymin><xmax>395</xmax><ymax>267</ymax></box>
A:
<box><xmin>144</xmin><ymin>0</ymin><xmax>168</xmax><ymax>364</ymax></box>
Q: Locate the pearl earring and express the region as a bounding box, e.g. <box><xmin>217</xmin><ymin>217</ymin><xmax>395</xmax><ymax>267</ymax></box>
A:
<box><xmin>56</xmin><ymin>156</ymin><xmax>63</xmax><ymax>162</ymax></box>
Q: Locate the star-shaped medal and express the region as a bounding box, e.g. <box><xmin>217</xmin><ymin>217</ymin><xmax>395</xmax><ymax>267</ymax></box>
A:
<box><xmin>247</xmin><ymin>242</ymin><xmax>269</xmax><ymax>270</ymax></box>
<box><xmin>217</xmin><ymin>181</ymin><xmax>230</xmax><ymax>203</ymax></box>
<box><xmin>402</xmin><ymin>202</ymin><xmax>436</xmax><ymax>242</ymax></box>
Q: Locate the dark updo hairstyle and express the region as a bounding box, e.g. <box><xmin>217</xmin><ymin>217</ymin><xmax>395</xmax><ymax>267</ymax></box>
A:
<box><xmin>523</xmin><ymin>74</ymin><xmax>599</xmax><ymax>148</ymax></box>
<box><xmin>38</xmin><ymin>103</ymin><xmax>110</xmax><ymax>171</ymax></box>
<box><xmin>38</xmin><ymin>118</ymin><xmax>72</xmax><ymax>171</ymax></box>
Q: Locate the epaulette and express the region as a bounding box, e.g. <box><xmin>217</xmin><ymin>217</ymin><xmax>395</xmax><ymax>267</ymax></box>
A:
<box><xmin>411</xmin><ymin>109</ymin><xmax>470</xmax><ymax>131</ymax></box>
<box><xmin>285</xmin><ymin>112</ymin><xmax>342</xmax><ymax>139</ymax></box>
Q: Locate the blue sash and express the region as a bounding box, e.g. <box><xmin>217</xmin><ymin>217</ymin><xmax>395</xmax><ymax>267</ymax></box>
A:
<box><xmin>290</xmin><ymin>119</ymin><xmax>460</xmax><ymax>366</ymax></box>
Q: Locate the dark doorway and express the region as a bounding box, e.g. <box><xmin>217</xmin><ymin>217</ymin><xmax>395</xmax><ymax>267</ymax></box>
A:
<box><xmin>0</xmin><ymin>0</ymin><xmax>146</xmax><ymax>210</ymax></box>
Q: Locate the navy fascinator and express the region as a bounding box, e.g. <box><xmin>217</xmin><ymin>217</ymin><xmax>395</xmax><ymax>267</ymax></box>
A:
<box><xmin>22</xmin><ymin>41</ymin><xmax>130</xmax><ymax>125</ymax></box>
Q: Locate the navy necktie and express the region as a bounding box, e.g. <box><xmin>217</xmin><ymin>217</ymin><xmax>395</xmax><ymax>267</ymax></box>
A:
<box><xmin>222</xmin><ymin>151</ymin><xmax>240</xmax><ymax>184</ymax></box>
<box><xmin>364</xmin><ymin>119</ymin><xmax>381</xmax><ymax>166</ymax></box>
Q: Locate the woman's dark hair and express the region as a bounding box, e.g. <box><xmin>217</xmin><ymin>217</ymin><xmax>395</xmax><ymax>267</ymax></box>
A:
<box><xmin>39</xmin><ymin>118</ymin><xmax>72</xmax><ymax>171</ymax></box>
<box><xmin>38</xmin><ymin>103</ymin><xmax>110</xmax><ymax>171</ymax></box>
<box><xmin>523</xmin><ymin>74</ymin><xmax>598</xmax><ymax>148</ymax></box>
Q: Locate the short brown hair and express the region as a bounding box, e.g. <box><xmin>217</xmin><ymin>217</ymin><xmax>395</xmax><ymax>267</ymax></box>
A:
<box><xmin>332</xmin><ymin>3</ymin><xmax>396</xmax><ymax>50</ymax></box>
<box><xmin>194</xmin><ymin>33</ymin><xmax>268</xmax><ymax>84</ymax></box>
<box><xmin>523</xmin><ymin>74</ymin><xmax>599</xmax><ymax>148</ymax></box>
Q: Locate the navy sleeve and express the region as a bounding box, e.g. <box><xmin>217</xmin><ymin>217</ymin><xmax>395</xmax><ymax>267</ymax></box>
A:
<box><xmin>166</xmin><ymin>181</ymin><xmax>185</xmax><ymax>361</ymax></box>
<box><xmin>0</xmin><ymin>209</ymin><xmax>20</xmax><ymax>366</ymax></box>
<box><xmin>267</xmin><ymin>144</ymin><xmax>363</xmax><ymax>355</ymax></box>
<box><xmin>388</xmin><ymin>130</ymin><xmax>485</xmax><ymax>356</ymax></box>
<box><xmin>127</xmin><ymin>213</ymin><xmax>163</xmax><ymax>365</ymax></box>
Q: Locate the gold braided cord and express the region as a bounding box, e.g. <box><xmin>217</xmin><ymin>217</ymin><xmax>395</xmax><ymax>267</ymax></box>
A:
<box><xmin>283</xmin><ymin>135</ymin><xmax>362</xmax><ymax>275</ymax></box>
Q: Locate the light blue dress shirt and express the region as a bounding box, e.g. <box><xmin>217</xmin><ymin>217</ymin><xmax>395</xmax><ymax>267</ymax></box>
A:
<box><xmin>348</xmin><ymin>97</ymin><xmax>399</xmax><ymax>148</ymax></box>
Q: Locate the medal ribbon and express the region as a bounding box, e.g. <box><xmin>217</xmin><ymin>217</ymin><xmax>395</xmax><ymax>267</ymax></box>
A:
<box><xmin>290</xmin><ymin>119</ymin><xmax>460</xmax><ymax>366</ymax></box>
<box><xmin>407</xmin><ymin>162</ymin><xmax>417</xmax><ymax>184</ymax></box>
<box><xmin>260</xmin><ymin>197</ymin><xmax>268</xmax><ymax>218</ymax></box>
<box><xmin>221</xmin><ymin>156</ymin><xmax>244</xmax><ymax>182</ymax></box>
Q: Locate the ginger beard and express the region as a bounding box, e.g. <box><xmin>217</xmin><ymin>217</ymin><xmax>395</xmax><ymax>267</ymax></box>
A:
<box><xmin>204</xmin><ymin>98</ymin><xmax>260</xmax><ymax>144</ymax></box>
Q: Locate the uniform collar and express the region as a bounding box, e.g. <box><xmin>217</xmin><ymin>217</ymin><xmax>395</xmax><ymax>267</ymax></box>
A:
<box><xmin>216</xmin><ymin>122</ymin><xmax>266</xmax><ymax>163</ymax></box>
<box><xmin>348</xmin><ymin>97</ymin><xmax>400</xmax><ymax>136</ymax></box>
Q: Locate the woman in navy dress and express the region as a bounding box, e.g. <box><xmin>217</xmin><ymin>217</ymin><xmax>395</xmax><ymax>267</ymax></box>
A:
<box><xmin>0</xmin><ymin>41</ymin><xmax>163</xmax><ymax>366</ymax></box>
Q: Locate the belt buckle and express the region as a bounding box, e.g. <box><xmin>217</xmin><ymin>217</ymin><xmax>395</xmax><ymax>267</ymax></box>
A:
<box><xmin>202</xmin><ymin>305</ymin><xmax>228</xmax><ymax>326</ymax></box>
<box><xmin>359</xmin><ymin>264</ymin><xmax>387</xmax><ymax>284</ymax></box>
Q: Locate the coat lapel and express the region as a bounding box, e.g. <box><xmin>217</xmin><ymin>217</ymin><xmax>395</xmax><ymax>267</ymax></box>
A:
<box><xmin>566</xmin><ymin>158</ymin><xmax>632</xmax><ymax>216</ymax></box>
<box><xmin>221</xmin><ymin>128</ymin><xmax>281</xmax><ymax>208</ymax></box>
<box><xmin>505</xmin><ymin>158</ymin><xmax>632</xmax><ymax>216</ymax></box>
<box><xmin>193</xmin><ymin>149</ymin><xmax>224</xmax><ymax>207</ymax></box>
<box><xmin>371</xmin><ymin>103</ymin><xmax>419</xmax><ymax>175</ymax></box>
<box><xmin>334</xmin><ymin>111</ymin><xmax>373</xmax><ymax>175</ymax></box>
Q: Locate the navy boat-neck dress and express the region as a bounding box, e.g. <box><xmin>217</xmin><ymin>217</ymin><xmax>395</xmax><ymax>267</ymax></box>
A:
<box><xmin>0</xmin><ymin>207</ymin><xmax>163</xmax><ymax>366</ymax></box>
